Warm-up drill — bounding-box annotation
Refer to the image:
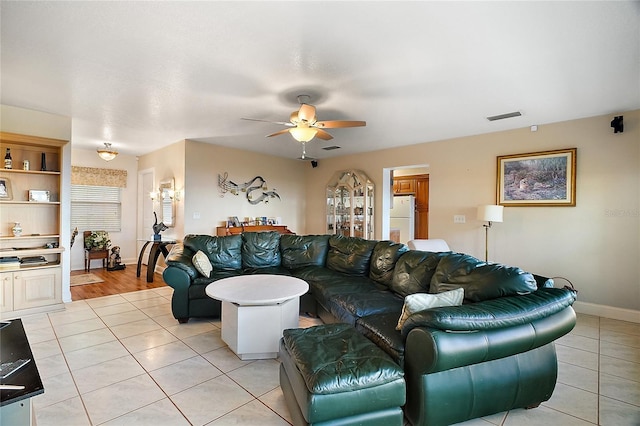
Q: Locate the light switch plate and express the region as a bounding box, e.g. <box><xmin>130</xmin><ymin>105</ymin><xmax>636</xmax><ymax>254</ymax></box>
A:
<box><xmin>454</xmin><ymin>215</ymin><xmax>466</xmax><ymax>224</ymax></box>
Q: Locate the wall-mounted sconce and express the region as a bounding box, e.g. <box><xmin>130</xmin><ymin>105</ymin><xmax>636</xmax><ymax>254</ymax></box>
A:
<box><xmin>149</xmin><ymin>191</ymin><xmax>159</xmax><ymax>201</ymax></box>
<box><xmin>161</xmin><ymin>189</ymin><xmax>182</xmax><ymax>201</ymax></box>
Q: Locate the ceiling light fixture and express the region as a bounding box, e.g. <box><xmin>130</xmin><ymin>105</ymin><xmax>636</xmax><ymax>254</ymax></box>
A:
<box><xmin>289</xmin><ymin>126</ymin><xmax>318</xmax><ymax>143</ymax></box>
<box><xmin>97</xmin><ymin>142</ymin><xmax>118</xmax><ymax>161</ymax></box>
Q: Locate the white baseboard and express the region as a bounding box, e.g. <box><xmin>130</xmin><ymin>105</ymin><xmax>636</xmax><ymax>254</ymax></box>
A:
<box><xmin>573</xmin><ymin>301</ymin><xmax>640</xmax><ymax>323</ymax></box>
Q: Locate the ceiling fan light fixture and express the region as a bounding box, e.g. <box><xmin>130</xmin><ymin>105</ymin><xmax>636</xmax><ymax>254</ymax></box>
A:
<box><xmin>97</xmin><ymin>142</ymin><xmax>118</xmax><ymax>161</ymax></box>
<box><xmin>289</xmin><ymin>127</ymin><xmax>318</xmax><ymax>142</ymax></box>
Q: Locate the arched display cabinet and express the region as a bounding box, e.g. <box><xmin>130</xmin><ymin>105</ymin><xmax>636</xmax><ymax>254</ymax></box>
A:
<box><xmin>326</xmin><ymin>170</ymin><xmax>374</xmax><ymax>239</ymax></box>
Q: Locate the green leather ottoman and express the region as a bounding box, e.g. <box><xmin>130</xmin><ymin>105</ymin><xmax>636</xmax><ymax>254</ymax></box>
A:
<box><xmin>279</xmin><ymin>323</ymin><xmax>406</xmax><ymax>426</ymax></box>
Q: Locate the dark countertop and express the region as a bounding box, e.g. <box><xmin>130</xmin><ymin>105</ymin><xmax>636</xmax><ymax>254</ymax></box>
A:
<box><xmin>0</xmin><ymin>319</ymin><xmax>44</xmax><ymax>407</ymax></box>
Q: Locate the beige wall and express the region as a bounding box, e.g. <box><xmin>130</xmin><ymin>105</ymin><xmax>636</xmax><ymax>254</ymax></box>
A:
<box><xmin>137</xmin><ymin>139</ymin><xmax>307</xmax><ymax>238</ymax></box>
<box><xmin>183</xmin><ymin>140</ymin><xmax>307</xmax><ymax>235</ymax></box>
<box><xmin>306</xmin><ymin>111</ymin><xmax>640</xmax><ymax>314</ymax></box>
<box><xmin>138</xmin><ymin>140</ymin><xmax>186</xmax><ymax>240</ymax></box>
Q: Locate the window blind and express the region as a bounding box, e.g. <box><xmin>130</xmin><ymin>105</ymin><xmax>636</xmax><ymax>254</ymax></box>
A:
<box><xmin>71</xmin><ymin>185</ymin><xmax>122</xmax><ymax>232</ymax></box>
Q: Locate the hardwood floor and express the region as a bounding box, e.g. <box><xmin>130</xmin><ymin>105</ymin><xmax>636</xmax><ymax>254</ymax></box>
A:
<box><xmin>70</xmin><ymin>264</ymin><xmax>168</xmax><ymax>300</ymax></box>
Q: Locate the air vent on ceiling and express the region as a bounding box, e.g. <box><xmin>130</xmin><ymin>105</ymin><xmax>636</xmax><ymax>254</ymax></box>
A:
<box><xmin>322</xmin><ymin>146</ymin><xmax>341</xmax><ymax>151</ymax></box>
<box><xmin>487</xmin><ymin>111</ymin><xmax>522</xmax><ymax>121</ymax></box>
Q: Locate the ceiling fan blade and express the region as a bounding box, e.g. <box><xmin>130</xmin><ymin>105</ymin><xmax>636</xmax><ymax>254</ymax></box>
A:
<box><xmin>316</xmin><ymin>129</ymin><xmax>334</xmax><ymax>140</ymax></box>
<box><xmin>242</xmin><ymin>118</ymin><xmax>294</xmax><ymax>127</ymax></box>
<box><xmin>314</xmin><ymin>120</ymin><xmax>366</xmax><ymax>128</ymax></box>
<box><xmin>266</xmin><ymin>129</ymin><xmax>291</xmax><ymax>138</ymax></box>
<box><xmin>298</xmin><ymin>104</ymin><xmax>317</xmax><ymax>123</ymax></box>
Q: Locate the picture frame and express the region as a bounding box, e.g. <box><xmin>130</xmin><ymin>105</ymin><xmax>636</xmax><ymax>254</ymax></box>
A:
<box><xmin>29</xmin><ymin>190</ymin><xmax>50</xmax><ymax>202</ymax></box>
<box><xmin>497</xmin><ymin>148</ymin><xmax>577</xmax><ymax>207</ymax></box>
<box><xmin>0</xmin><ymin>177</ymin><xmax>13</xmax><ymax>200</ymax></box>
<box><xmin>231</xmin><ymin>216</ymin><xmax>241</xmax><ymax>227</ymax></box>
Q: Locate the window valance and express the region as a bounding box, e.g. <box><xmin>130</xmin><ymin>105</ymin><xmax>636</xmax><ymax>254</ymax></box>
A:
<box><xmin>71</xmin><ymin>166</ymin><xmax>128</xmax><ymax>188</ymax></box>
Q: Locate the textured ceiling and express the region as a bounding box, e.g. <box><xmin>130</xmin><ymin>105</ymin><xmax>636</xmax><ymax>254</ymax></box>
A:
<box><xmin>1</xmin><ymin>1</ymin><xmax>639</xmax><ymax>160</ymax></box>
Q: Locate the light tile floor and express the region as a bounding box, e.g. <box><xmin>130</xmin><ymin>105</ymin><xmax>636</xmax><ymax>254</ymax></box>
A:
<box><xmin>18</xmin><ymin>287</ymin><xmax>639</xmax><ymax>425</ymax></box>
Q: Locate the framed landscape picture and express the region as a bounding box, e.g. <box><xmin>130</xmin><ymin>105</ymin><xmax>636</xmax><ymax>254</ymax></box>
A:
<box><xmin>497</xmin><ymin>148</ymin><xmax>577</xmax><ymax>207</ymax></box>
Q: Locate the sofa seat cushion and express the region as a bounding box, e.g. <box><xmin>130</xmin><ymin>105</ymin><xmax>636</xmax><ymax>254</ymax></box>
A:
<box><xmin>188</xmin><ymin>271</ymin><xmax>242</xmax><ymax>299</ymax></box>
<box><xmin>356</xmin><ymin>313</ymin><xmax>406</xmax><ymax>367</ymax></box>
<box><xmin>280</xmin><ymin>234</ymin><xmax>330</xmax><ymax>269</ymax></box>
<box><xmin>290</xmin><ymin>265</ymin><xmax>354</xmax><ymax>283</ymax></box>
<box><xmin>430</xmin><ymin>253</ymin><xmax>537</xmax><ymax>302</ymax></box>
<box><xmin>242</xmin><ymin>266</ymin><xmax>291</xmax><ymax>276</ymax></box>
<box><xmin>183</xmin><ymin>234</ymin><xmax>242</xmax><ymax>271</ymax></box>
<box><xmin>309</xmin><ymin>276</ymin><xmax>385</xmax><ymax>313</ymax></box>
<box><xmin>326</xmin><ymin>235</ymin><xmax>378</xmax><ymax>276</ymax></box>
<box><xmin>369</xmin><ymin>241</ymin><xmax>409</xmax><ymax>287</ymax></box>
<box><xmin>390</xmin><ymin>250</ymin><xmax>447</xmax><ymax>297</ymax></box>
<box><xmin>325</xmin><ymin>290</ymin><xmax>404</xmax><ymax>325</ymax></box>
<box><xmin>241</xmin><ymin>231</ymin><xmax>281</xmax><ymax>268</ymax></box>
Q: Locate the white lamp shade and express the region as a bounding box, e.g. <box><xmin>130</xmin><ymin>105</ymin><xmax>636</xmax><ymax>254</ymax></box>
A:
<box><xmin>289</xmin><ymin>127</ymin><xmax>318</xmax><ymax>142</ymax></box>
<box><xmin>477</xmin><ymin>205</ymin><xmax>504</xmax><ymax>222</ymax></box>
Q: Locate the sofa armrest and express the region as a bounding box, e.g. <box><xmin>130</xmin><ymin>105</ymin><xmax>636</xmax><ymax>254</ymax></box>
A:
<box><xmin>165</xmin><ymin>243</ymin><xmax>198</xmax><ymax>280</ymax></box>
<box><xmin>404</xmin><ymin>305</ymin><xmax>576</xmax><ymax>375</ymax></box>
<box><xmin>401</xmin><ymin>287</ymin><xmax>576</xmax><ymax>336</ymax></box>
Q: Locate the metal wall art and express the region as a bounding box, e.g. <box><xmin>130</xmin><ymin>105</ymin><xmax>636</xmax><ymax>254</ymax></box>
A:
<box><xmin>218</xmin><ymin>172</ymin><xmax>280</xmax><ymax>205</ymax></box>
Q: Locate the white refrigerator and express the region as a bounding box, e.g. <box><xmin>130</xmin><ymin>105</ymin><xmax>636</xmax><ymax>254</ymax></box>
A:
<box><xmin>390</xmin><ymin>195</ymin><xmax>415</xmax><ymax>244</ymax></box>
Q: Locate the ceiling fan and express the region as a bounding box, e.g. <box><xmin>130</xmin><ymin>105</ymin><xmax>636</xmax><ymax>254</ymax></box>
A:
<box><xmin>242</xmin><ymin>95</ymin><xmax>366</xmax><ymax>144</ymax></box>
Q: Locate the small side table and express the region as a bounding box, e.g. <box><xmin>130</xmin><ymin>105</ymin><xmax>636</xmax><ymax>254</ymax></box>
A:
<box><xmin>136</xmin><ymin>239</ymin><xmax>176</xmax><ymax>283</ymax></box>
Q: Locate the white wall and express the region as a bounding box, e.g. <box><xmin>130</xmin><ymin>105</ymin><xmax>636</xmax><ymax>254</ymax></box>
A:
<box><xmin>70</xmin><ymin>148</ymin><xmax>139</xmax><ymax>270</ymax></box>
<box><xmin>305</xmin><ymin>111</ymin><xmax>640</xmax><ymax>317</ymax></box>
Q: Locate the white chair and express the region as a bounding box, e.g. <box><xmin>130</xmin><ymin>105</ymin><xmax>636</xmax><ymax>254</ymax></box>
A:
<box><xmin>407</xmin><ymin>239</ymin><xmax>451</xmax><ymax>252</ymax></box>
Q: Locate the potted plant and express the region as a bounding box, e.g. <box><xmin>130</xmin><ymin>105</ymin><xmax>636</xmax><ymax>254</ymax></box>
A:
<box><xmin>84</xmin><ymin>231</ymin><xmax>111</xmax><ymax>251</ymax></box>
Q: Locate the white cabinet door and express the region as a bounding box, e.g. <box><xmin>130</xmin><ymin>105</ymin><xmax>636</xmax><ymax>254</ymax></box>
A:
<box><xmin>0</xmin><ymin>271</ymin><xmax>14</xmax><ymax>312</ymax></box>
<box><xmin>13</xmin><ymin>267</ymin><xmax>62</xmax><ymax>310</ymax></box>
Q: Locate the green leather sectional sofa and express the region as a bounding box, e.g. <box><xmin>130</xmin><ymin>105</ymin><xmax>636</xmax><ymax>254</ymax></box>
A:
<box><xmin>163</xmin><ymin>232</ymin><xmax>577</xmax><ymax>426</ymax></box>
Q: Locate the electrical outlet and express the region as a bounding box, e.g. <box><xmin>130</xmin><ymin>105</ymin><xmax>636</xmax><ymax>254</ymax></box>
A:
<box><xmin>193</xmin><ymin>212</ymin><xmax>201</xmax><ymax>219</ymax></box>
<box><xmin>453</xmin><ymin>215</ymin><xmax>466</xmax><ymax>224</ymax></box>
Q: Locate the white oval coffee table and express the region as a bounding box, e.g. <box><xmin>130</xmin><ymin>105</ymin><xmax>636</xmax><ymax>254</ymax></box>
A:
<box><xmin>206</xmin><ymin>275</ymin><xmax>308</xmax><ymax>360</ymax></box>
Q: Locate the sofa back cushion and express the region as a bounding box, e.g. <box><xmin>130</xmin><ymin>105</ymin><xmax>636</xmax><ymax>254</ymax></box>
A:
<box><xmin>430</xmin><ymin>253</ymin><xmax>538</xmax><ymax>302</ymax></box>
<box><xmin>241</xmin><ymin>231</ymin><xmax>281</xmax><ymax>269</ymax></box>
<box><xmin>390</xmin><ymin>251</ymin><xmax>448</xmax><ymax>297</ymax></box>
<box><xmin>326</xmin><ymin>235</ymin><xmax>378</xmax><ymax>276</ymax></box>
<box><xmin>369</xmin><ymin>241</ymin><xmax>409</xmax><ymax>287</ymax></box>
<box><xmin>183</xmin><ymin>234</ymin><xmax>242</xmax><ymax>271</ymax></box>
<box><xmin>280</xmin><ymin>234</ymin><xmax>330</xmax><ymax>269</ymax></box>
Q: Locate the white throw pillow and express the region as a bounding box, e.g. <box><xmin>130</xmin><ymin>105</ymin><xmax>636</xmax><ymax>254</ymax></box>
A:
<box><xmin>396</xmin><ymin>287</ymin><xmax>464</xmax><ymax>330</ymax></box>
<box><xmin>192</xmin><ymin>250</ymin><xmax>212</xmax><ymax>277</ymax></box>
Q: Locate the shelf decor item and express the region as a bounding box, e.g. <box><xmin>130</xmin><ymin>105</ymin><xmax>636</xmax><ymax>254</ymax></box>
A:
<box><xmin>12</xmin><ymin>222</ymin><xmax>23</xmax><ymax>237</ymax></box>
<box><xmin>84</xmin><ymin>231</ymin><xmax>111</xmax><ymax>251</ymax></box>
<box><xmin>0</xmin><ymin>176</ymin><xmax>12</xmax><ymax>200</ymax></box>
<box><xmin>29</xmin><ymin>190</ymin><xmax>50</xmax><ymax>202</ymax></box>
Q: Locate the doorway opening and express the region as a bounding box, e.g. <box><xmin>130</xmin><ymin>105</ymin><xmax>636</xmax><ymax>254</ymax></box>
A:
<box><xmin>381</xmin><ymin>165</ymin><xmax>429</xmax><ymax>244</ymax></box>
